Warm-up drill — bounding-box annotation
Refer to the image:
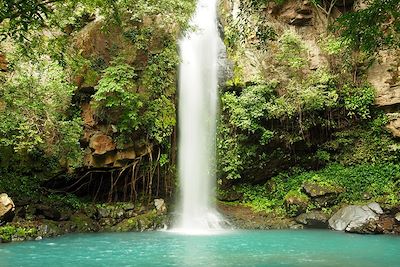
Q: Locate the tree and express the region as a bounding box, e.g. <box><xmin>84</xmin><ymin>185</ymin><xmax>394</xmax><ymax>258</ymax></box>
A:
<box><xmin>333</xmin><ymin>0</ymin><xmax>400</xmax><ymax>52</ymax></box>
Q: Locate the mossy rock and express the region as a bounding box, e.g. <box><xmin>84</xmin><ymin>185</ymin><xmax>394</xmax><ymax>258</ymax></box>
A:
<box><xmin>111</xmin><ymin>210</ymin><xmax>165</xmax><ymax>232</ymax></box>
<box><xmin>70</xmin><ymin>213</ymin><xmax>98</xmax><ymax>232</ymax></box>
<box><xmin>302</xmin><ymin>179</ymin><xmax>345</xmax><ymax>207</ymax></box>
<box><xmin>284</xmin><ymin>191</ymin><xmax>310</xmax><ymax>217</ymax></box>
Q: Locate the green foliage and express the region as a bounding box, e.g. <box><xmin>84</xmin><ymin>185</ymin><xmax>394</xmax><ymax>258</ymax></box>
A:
<box><xmin>256</xmin><ymin>24</ymin><xmax>277</xmax><ymax>48</ymax></box>
<box><xmin>232</xmin><ymin>163</ymin><xmax>400</xmax><ymax>215</ymax></box>
<box><xmin>93</xmin><ymin>60</ymin><xmax>177</xmax><ymax>146</ymax></box>
<box><xmin>0</xmin><ymin>225</ymin><xmax>37</xmax><ymax>243</ymax></box>
<box><xmin>235</xmin><ymin>184</ymin><xmax>283</xmax><ymax>213</ymax></box>
<box><xmin>333</xmin><ymin>0</ymin><xmax>400</xmax><ymax>52</ymax></box>
<box><xmin>47</xmin><ymin>193</ymin><xmax>85</xmax><ymax>210</ymax></box>
<box><xmin>277</xmin><ymin>31</ymin><xmax>308</xmax><ymax>71</ymax></box>
<box><xmin>0</xmin><ymin>59</ymin><xmax>83</xmax><ymax>169</ymax></box>
<box><xmin>0</xmin><ymin>173</ymin><xmax>41</xmax><ymax>199</ymax></box>
<box><xmin>342</xmin><ymin>84</ymin><xmax>375</xmax><ymax>119</ymax></box>
<box><xmin>93</xmin><ymin>62</ymin><xmax>142</xmax><ymax>132</ymax></box>
<box><xmin>222</xmin><ymin>84</ymin><xmax>275</xmax><ymax>133</ymax></box>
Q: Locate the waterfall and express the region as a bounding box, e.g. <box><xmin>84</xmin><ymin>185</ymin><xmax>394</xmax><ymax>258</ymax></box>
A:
<box><xmin>174</xmin><ymin>0</ymin><xmax>225</xmax><ymax>234</ymax></box>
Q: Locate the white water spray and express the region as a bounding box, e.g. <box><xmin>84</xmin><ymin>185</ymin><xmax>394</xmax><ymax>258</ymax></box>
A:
<box><xmin>174</xmin><ymin>0</ymin><xmax>225</xmax><ymax>234</ymax></box>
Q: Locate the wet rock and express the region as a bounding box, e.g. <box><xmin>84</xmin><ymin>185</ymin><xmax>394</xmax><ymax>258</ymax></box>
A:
<box><xmin>0</xmin><ymin>194</ymin><xmax>15</xmax><ymax>224</ymax></box>
<box><xmin>328</xmin><ymin>204</ymin><xmax>380</xmax><ymax>232</ymax></box>
<box><xmin>295</xmin><ymin>211</ymin><xmax>329</xmax><ymax>228</ymax></box>
<box><xmin>375</xmin><ymin>216</ymin><xmax>396</xmax><ymax>234</ymax></box>
<box><xmin>112</xmin><ymin>210</ymin><xmax>165</xmax><ymax>232</ymax></box>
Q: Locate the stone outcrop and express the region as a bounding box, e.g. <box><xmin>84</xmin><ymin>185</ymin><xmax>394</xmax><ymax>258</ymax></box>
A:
<box><xmin>302</xmin><ymin>181</ymin><xmax>344</xmax><ymax>207</ymax></box>
<box><xmin>0</xmin><ymin>194</ymin><xmax>15</xmax><ymax>224</ymax></box>
<box><xmin>276</xmin><ymin>1</ymin><xmax>314</xmax><ymax>26</ymax></box>
<box><xmin>154</xmin><ymin>199</ymin><xmax>167</xmax><ymax>214</ymax></box>
<box><xmin>89</xmin><ymin>134</ymin><xmax>116</xmax><ymax>155</ymax></box>
<box><xmin>328</xmin><ymin>203</ymin><xmax>381</xmax><ymax>232</ymax></box>
<box><xmin>367</xmin><ymin>49</ymin><xmax>400</xmax><ymax>137</ymax></box>
<box><xmin>295</xmin><ymin>211</ymin><xmax>329</xmax><ymax>228</ymax></box>
<box><xmin>368</xmin><ymin>49</ymin><xmax>400</xmax><ymax>107</ymax></box>
<box><xmin>0</xmin><ymin>201</ymin><xmax>166</xmax><ymax>243</ymax></box>
<box><xmin>284</xmin><ymin>194</ymin><xmax>309</xmax><ymax>216</ymax></box>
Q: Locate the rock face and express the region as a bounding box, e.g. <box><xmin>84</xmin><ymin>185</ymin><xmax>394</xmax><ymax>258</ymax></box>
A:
<box><xmin>367</xmin><ymin>49</ymin><xmax>400</xmax><ymax>137</ymax></box>
<box><xmin>0</xmin><ymin>54</ymin><xmax>7</xmax><ymax>71</ymax></box>
<box><xmin>328</xmin><ymin>203</ymin><xmax>381</xmax><ymax>232</ymax></box>
<box><xmin>89</xmin><ymin>134</ymin><xmax>116</xmax><ymax>155</ymax></box>
<box><xmin>295</xmin><ymin>211</ymin><xmax>329</xmax><ymax>228</ymax></box>
<box><xmin>368</xmin><ymin>49</ymin><xmax>400</xmax><ymax>107</ymax></box>
<box><xmin>276</xmin><ymin>1</ymin><xmax>314</xmax><ymax>26</ymax></box>
<box><xmin>0</xmin><ymin>194</ymin><xmax>15</xmax><ymax>224</ymax></box>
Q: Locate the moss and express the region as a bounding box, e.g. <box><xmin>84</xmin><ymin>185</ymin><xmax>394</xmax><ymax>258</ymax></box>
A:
<box><xmin>112</xmin><ymin>210</ymin><xmax>164</xmax><ymax>232</ymax></box>
<box><xmin>70</xmin><ymin>214</ymin><xmax>96</xmax><ymax>232</ymax></box>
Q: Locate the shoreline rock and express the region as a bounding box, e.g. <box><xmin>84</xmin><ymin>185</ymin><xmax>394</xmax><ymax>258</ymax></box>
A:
<box><xmin>0</xmin><ymin>199</ymin><xmax>168</xmax><ymax>243</ymax></box>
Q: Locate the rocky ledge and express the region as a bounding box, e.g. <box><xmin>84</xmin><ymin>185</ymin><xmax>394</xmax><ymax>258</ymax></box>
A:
<box><xmin>219</xmin><ymin>201</ymin><xmax>400</xmax><ymax>235</ymax></box>
<box><xmin>0</xmin><ymin>194</ymin><xmax>168</xmax><ymax>243</ymax></box>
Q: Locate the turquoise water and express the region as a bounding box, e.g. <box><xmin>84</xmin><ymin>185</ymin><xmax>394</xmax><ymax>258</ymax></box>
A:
<box><xmin>0</xmin><ymin>230</ymin><xmax>399</xmax><ymax>267</ymax></box>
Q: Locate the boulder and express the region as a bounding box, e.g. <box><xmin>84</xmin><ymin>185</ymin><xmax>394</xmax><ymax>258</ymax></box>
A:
<box><xmin>395</xmin><ymin>212</ymin><xmax>400</xmax><ymax>223</ymax></box>
<box><xmin>154</xmin><ymin>199</ymin><xmax>167</xmax><ymax>214</ymax></box>
<box><xmin>295</xmin><ymin>211</ymin><xmax>329</xmax><ymax>228</ymax></box>
<box><xmin>328</xmin><ymin>204</ymin><xmax>381</xmax><ymax>232</ymax></box>
<box><xmin>367</xmin><ymin>202</ymin><xmax>384</xmax><ymax>215</ymax></box>
<box><xmin>302</xmin><ymin>181</ymin><xmax>344</xmax><ymax>207</ymax></box>
<box><xmin>284</xmin><ymin>194</ymin><xmax>309</xmax><ymax>216</ymax></box>
<box><xmin>0</xmin><ymin>194</ymin><xmax>15</xmax><ymax>224</ymax></box>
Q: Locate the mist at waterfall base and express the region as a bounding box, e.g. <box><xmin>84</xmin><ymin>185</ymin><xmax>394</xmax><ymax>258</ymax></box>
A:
<box><xmin>2</xmin><ymin>230</ymin><xmax>400</xmax><ymax>267</ymax></box>
<box><xmin>173</xmin><ymin>0</ymin><xmax>225</xmax><ymax>234</ymax></box>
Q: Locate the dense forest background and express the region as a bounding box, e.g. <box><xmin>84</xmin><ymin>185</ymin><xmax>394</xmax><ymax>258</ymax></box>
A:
<box><xmin>0</xmin><ymin>0</ymin><xmax>400</xmax><ymax>232</ymax></box>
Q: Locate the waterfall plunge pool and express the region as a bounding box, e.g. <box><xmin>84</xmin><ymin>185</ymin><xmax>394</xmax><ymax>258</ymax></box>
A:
<box><xmin>1</xmin><ymin>230</ymin><xmax>399</xmax><ymax>267</ymax></box>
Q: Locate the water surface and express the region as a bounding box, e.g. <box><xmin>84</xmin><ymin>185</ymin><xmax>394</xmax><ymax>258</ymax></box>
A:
<box><xmin>1</xmin><ymin>230</ymin><xmax>399</xmax><ymax>267</ymax></box>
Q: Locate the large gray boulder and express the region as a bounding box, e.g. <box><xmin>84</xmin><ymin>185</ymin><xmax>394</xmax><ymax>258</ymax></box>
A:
<box><xmin>328</xmin><ymin>203</ymin><xmax>381</xmax><ymax>232</ymax></box>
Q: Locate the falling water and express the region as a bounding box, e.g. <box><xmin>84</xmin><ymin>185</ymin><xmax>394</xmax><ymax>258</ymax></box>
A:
<box><xmin>174</xmin><ymin>0</ymin><xmax>225</xmax><ymax>234</ymax></box>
